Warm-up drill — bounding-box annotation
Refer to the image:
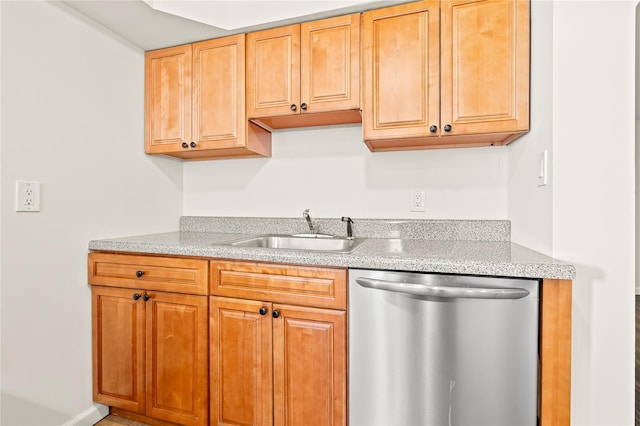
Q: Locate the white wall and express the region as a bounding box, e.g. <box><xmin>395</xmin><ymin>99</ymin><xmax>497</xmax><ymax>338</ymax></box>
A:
<box><xmin>552</xmin><ymin>2</ymin><xmax>635</xmax><ymax>423</ymax></box>
<box><xmin>637</xmin><ymin>117</ymin><xmax>640</xmax><ymax>294</ymax></box>
<box><xmin>184</xmin><ymin>125</ymin><xmax>510</xmax><ymax>220</ymax></box>
<box><xmin>507</xmin><ymin>0</ymin><xmax>553</xmax><ymax>254</ymax></box>
<box><xmin>508</xmin><ymin>2</ymin><xmax>636</xmax><ymax>424</ymax></box>
<box><xmin>0</xmin><ymin>2</ymin><xmax>183</xmax><ymax>425</ymax></box>
<box><xmin>635</xmin><ymin>3</ymin><xmax>640</xmax><ymax>295</ymax></box>
<box><xmin>520</xmin><ymin>1</ymin><xmax>634</xmax><ymax>424</ymax></box>
<box><xmin>0</xmin><ymin>3</ymin><xmax>4</xmax><ymax>422</ymax></box>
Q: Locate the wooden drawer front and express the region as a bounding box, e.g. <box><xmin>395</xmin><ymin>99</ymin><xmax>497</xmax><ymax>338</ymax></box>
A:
<box><xmin>89</xmin><ymin>253</ymin><xmax>208</xmax><ymax>295</ymax></box>
<box><xmin>211</xmin><ymin>260</ymin><xmax>347</xmax><ymax>309</ymax></box>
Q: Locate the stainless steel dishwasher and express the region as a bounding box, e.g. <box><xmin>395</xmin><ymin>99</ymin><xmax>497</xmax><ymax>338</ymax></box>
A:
<box><xmin>349</xmin><ymin>269</ymin><xmax>539</xmax><ymax>426</ymax></box>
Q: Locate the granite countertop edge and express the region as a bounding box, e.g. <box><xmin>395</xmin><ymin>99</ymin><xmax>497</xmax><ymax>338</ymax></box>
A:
<box><xmin>88</xmin><ymin>230</ymin><xmax>576</xmax><ymax>281</ymax></box>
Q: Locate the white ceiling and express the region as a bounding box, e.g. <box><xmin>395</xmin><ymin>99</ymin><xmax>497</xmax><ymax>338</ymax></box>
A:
<box><xmin>61</xmin><ymin>0</ymin><xmax>409</xmax><ymax>51</ymax></box>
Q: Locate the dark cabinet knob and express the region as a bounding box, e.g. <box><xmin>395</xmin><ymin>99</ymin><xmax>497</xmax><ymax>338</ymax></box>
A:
<box><xmin>272</xmin><ymin>310</ymin><xmax>280</xmax><ymax>318</ymax></box>
<box><xmin>300</xmin><ymin>103</ymin><xmax>307</xmax><ymax>110</ymax></box>
<box><xmin>259</xmin><ymin>307</ymin><xmax>267</xmax><ymax>315</ymax></box>
<box><xmin>143</xmin><ymin>294</ymin><xmax>151</xmax><ymax>302</ymax></box>
<box><xmin>182</xmin><ymin>142</ymin><xmax>188</xmax><ymax>149</ymax></box>
<box><xmin>290</xmin><ymin>104</ymin><xmax>297</xmax><ymax>111</ymax></box>
<box><xmin>133</xmin><ymin>293</ymin><xmax>141</xmax><ymax>300</ymax></box>
<box><xmin>429</xmin><ymin>125</ymin><xmax>438</xmax><ymax>133</ymax></box>
<box><xmin>135</xmin><ymin>270</ymin><xmax>144</xmax><ymax>278</ymax></box>
<box><xmin>444</xmin><ymin>124</ymin><xmax>452</xmax><ymax>132</ymax></box>
<box><xmin>190</xmin><ymin>141</ymin><xmax>197</xmax><ymax>148</ymax></box>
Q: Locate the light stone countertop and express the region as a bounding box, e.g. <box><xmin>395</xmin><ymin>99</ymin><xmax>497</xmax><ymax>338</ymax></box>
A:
<box><xmin>88</xmin><ymin>217</ymin><xmax>576</xmax><ymax>280</ymax></box>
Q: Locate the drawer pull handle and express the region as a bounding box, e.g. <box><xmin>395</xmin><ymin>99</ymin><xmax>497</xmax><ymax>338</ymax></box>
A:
<box><xmin>135</xmin><ymin>270</ymin><xmax>144</xmax><ymax>278</ymax></box>
<box><xmin>259</xmin><ymin>307</ymin><xmax>267</xmax><ymax>315</ymax></box>
<box><xmin>143</xmin><ymin>293</ymin><xmax>151</xmax><ymax>302</ymax></box>
<box><xmin>272</xmin><ymin>309</ymin><xmax>280</xmax><ymax>319</ymax></box>
<box><xmin>133</xmin><ymin>293</ymin><xmax>141</xmax><ymax>300</ymax></box>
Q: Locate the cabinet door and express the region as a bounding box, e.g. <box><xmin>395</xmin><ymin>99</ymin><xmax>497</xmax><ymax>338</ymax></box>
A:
<box><xmin>192</xmin><ymin>35</ymin><xmax>246</xmax><ymax>150</ymax></box>
<box><xmin>210</xmin><ymin>297</ymin><xmax>273</xmax><ymax>426</ymax></box>
<box><xmin>246</xmin><ymin>25</ymin><xmax>301</xmax><ymax>118</ymax></box>
<box><xmin>300</xmin><ymin>14</ymin><xmax>360</xmax><ymax>114</ymax></box>
<box><xmin>440</xmin><ymin>0</ymin><xmax>529</xmax><ymax>135</ymax></box>
<box><xmin>272</xmin><ymin>305</ymin><xmax>346</xmax><ymax>426</ymax></box>
<box><xmin>362</xmin><ymin>1</ymin><xmax>440</xmax><ymax>141</ymax></box>
<box><xmin>146</xmin><ymin>292</ymin><xmax>208</xmax><ymax>426</ymax></box>
<box><xmin>145</xmin><ymin>44</ymin><xmax>192</xmax><ymax>154</ymax></box>
<box><xmin>92</xmin><ymin>286</ymin><xmax>145</xmax><ymax>413</ymax></box>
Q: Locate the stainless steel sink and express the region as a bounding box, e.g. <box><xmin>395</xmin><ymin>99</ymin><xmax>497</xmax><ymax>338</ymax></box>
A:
<box><xmin>226</xmin><ymin>234</ymin><xmax>366</xmax><ymax>253</ymax></box>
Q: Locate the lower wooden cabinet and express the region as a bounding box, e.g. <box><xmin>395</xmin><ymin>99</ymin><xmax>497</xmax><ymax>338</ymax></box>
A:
<box><xmin>92</xmin><ymin>286</ymin><xmax>208</xmax><ymax>426</ymax></box>
<box><xmin>209</xmin><ymin>297</ymin><xmax>272</xmax><ymax>425</ymax></box>
<box><xmin>272</xmin><ymin>304</ymin><xmax>346</xmax><ymax>426</ymax></box>
<box><xmin>210</xmin><ymin>296</ymin><xmax>346</xmax><ymax>426</ymax></box>
<box><xmin>210</xmin><ymin>260</ymin><xmax>348</xmax><ymax>426</ymax></box>
<box><xmin>89</xmin><ymin>252</ymin><xmax>569</xmax><ymax>426</ymax></box>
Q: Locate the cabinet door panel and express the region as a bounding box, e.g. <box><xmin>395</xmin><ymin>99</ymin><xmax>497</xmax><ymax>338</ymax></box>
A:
<box><xmin>273</xmin><ymin>305</ymin><xmax>346</xmax><ymax>426</ymax></box>
<box><xmin>247</xmin><ymin>25</ymin><xmax>301</xmax><ymax>118</ymax></box>
<box><xmin>145</xmin><ymin>44</ymin><xmax>192</xmax><ymax>153</ymax></box>
<box><xmin>301</xmin><ymin>14</ymin><xmax>359</xmax><ymax>113</ymax></box>
<box><xmin>441</xmin><ymin>0</ymin><xmax>529</xmax><ymax>135</ymax></box>
<box><xmin>210</xmin><ymin>297</ymin><xmax>273</xmax><ymax>426</ymax></box>
<box><xmin>363</xmin><ymin>1</ymin><xmax>440</xmax><ymax>140</ymax></box>
<box><xmin>146</xmin><ymin>293</ymin><xmax>208</xmax><ymax>426</ymax></box>
<box><xmin>92</xmin><ymin>286</ymin><xmax>145</xmax><ymax>413</ymax></box>
<box><xmin>193</xmin><ymin>35</ymin><xmax>246</xmax><ymax>149</ymax></box>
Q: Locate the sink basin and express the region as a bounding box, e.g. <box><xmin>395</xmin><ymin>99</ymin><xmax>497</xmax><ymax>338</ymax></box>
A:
<box><xmin>226</xmin><ymin>234</ymin><xmax>366</xmax><ymax>253</ymax></box>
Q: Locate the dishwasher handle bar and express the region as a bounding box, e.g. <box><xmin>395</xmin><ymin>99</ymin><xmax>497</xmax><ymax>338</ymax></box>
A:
<box><xmin>355</xmin><ymin>277</ymin><xmax>530</xmax><ymax>300</ymax></box>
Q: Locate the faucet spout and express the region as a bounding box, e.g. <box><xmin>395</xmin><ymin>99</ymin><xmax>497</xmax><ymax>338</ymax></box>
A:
<box><xmin>303</xmin><ymin>209</ymin><xmax>317</xmax><ymax>234</ymax></box>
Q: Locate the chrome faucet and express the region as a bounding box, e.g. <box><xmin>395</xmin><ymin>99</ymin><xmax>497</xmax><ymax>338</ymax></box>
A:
<box><xmin>303</xmin><ymin>209</ymin><xmax>318</xmax><ymax>234</ymax></box>
<box><xmin>341</xmin><ymin>216</ymin><xmax>354</xmax><ymax>239</ymax></box>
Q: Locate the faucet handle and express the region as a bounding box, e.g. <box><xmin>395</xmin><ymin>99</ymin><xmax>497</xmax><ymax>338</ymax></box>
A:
<box><xmin>341</xmin><ymin>216</ymin><xmax>354</xmax><ymax>239</ymax></box>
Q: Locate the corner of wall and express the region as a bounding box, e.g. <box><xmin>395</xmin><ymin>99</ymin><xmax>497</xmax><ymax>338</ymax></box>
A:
<box><xmin>61</xmin><ymin>404</ymin><xmax>109</xmax><ymax>426</ymax></box>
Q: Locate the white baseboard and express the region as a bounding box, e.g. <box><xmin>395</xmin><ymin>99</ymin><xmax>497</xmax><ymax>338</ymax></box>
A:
<box><xmin>62</xmin><ymin>404</ymin><xmax>109</xmax><ymax>426</ymax></box>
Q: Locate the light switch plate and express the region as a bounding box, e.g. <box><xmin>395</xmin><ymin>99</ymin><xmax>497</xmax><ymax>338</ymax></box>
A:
<box><xmin>537</xmin><ymin>151</ymin><xmax>548</xmax><ymax>186</ymax></box>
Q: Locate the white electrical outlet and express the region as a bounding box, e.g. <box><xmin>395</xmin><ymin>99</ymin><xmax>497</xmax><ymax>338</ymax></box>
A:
<box><xmin>410</xmin><ymin>190</ymin><xmax>426</xmax><ymax>212</ymax></box>
<box><xmin>16</xmin><ymin>181</ymin><xmax>41</xmax><ymax>212</ymax></box>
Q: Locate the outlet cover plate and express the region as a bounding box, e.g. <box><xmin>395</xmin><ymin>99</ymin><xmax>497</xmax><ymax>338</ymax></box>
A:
<box><xmin>410</xmin><ymin>189</ymin><xmax>426</xmax><ymax>212</ymax></box>
<box><xmin>16</xmin><ymin>181</ymin><xmax>41</xmax><ymax>212</ymax></box>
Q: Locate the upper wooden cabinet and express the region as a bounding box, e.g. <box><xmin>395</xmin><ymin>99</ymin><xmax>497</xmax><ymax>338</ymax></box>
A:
<box><xmin>246</xmin><ymin>14</ymin><xmax>361</xmax><ymax>130</ymax></box>
<box><xmin>145</xmin><ymin>34</ymin><xmax>271</xmax><ymax>160</ymax></box>
<box><xmin>363</xmin><ymin>0</ymin><xmax>530</xmax><ymax>151</ymax></box>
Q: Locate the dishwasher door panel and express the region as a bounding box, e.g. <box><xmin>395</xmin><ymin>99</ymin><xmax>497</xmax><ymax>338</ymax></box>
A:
<box><xmin>348</xmin><ymin>269</ymin><xmax>539</xmax><ymax>426</ymax></box>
